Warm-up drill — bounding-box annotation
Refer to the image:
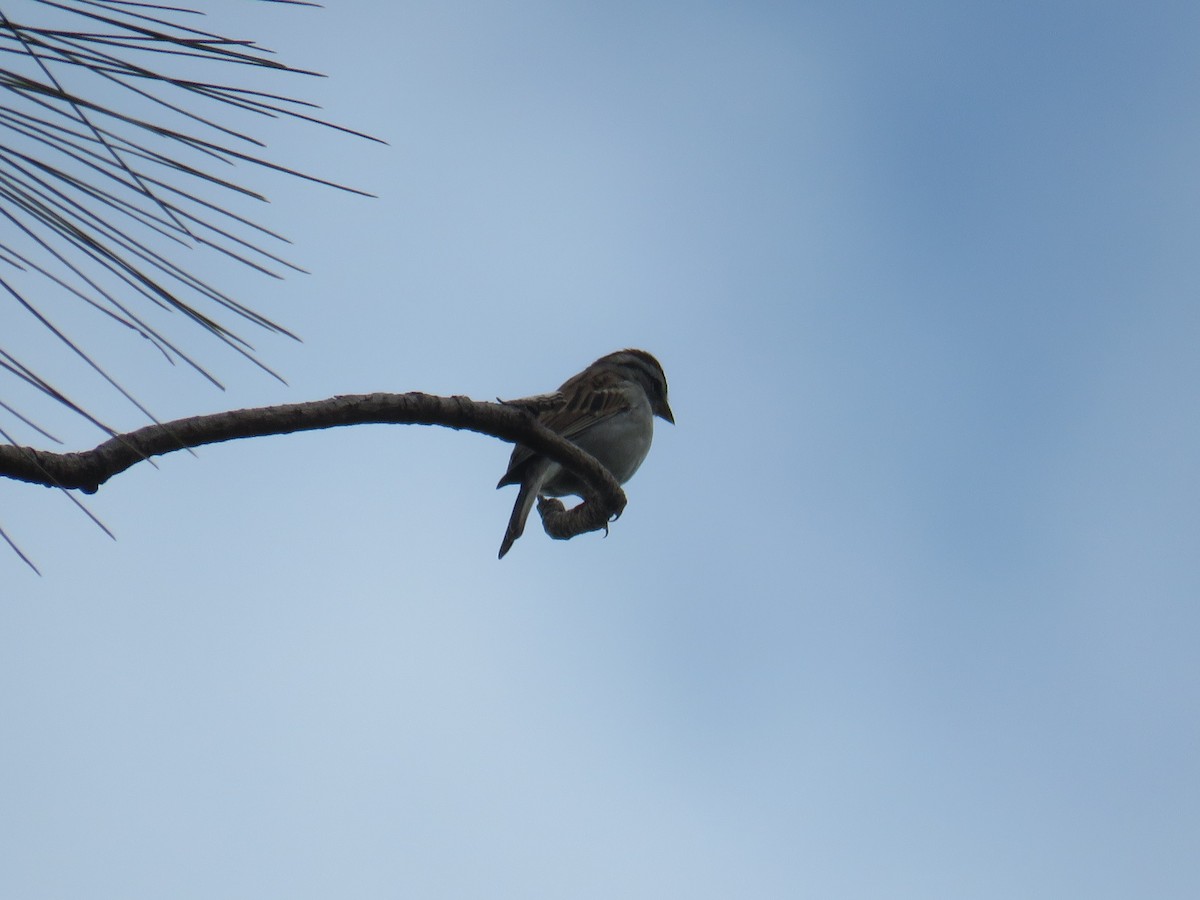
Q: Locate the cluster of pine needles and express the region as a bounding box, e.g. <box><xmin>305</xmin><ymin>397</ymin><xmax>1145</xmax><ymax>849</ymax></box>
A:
<box><xmin>0</xmin><ymin>0</ymin><xmax>376</xmax><ymax>568</ymax></box>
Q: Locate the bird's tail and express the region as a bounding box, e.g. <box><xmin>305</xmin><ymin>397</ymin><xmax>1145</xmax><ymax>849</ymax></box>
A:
<box><xmin>498</xmin><ymin>469</ymin><xmax>545</xmax><ymax>559</ymax></box>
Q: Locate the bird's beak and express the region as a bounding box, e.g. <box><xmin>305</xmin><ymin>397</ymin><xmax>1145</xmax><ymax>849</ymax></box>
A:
<box><xmin>658</xmin><ymin>401</ymin><xmax>675</xmax><ymax>425</ymax></box>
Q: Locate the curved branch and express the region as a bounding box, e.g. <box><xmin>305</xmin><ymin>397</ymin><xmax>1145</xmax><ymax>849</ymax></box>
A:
<box><xmin>0</xmin><ymin>393</ymin><xmax>627</xmax><ymax>543</ymax></box>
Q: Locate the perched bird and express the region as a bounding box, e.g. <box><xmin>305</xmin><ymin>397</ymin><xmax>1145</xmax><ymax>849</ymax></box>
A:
<box><xmin>496</xmin><ymin>349</ymin><xmax>674</xmax><ymax>558</ymax></box>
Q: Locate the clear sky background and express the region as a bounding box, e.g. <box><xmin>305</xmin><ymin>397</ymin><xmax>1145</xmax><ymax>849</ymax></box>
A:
<box><xmin>1</xmin><ymin>1</ymin><xmax>1197</xmax><ymax>897</ymax></box>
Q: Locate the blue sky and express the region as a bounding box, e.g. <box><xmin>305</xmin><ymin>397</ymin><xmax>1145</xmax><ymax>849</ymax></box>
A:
<box><xmin>1</xmin><ymin>1</ymin><xmax>1197</xmax><ymax>897</ymax></box>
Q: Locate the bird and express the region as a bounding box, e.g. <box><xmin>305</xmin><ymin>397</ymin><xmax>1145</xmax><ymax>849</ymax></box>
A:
<box><xmin>496</xmin><ymin>349</ymin><xmax>674</xmax><ymax>558</ymax></box>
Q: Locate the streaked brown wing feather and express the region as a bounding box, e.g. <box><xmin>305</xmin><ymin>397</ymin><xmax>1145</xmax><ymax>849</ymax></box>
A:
<box><xmin>497</xmin><ymin>368</ymin><xmax>633</xmax><ymax>486</ymax></box>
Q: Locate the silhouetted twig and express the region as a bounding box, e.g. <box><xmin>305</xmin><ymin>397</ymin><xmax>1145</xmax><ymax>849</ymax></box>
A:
<box><xmin>0</xmin><ymin>392</ymin><xmax>629</xmax><ymax>544</ymax></box>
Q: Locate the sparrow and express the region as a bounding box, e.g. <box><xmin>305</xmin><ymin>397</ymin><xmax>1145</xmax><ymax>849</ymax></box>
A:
<box><xmin>497</xmin><ymin>349</ymin><xmax>674</xmax><ymax>558</ymax></box>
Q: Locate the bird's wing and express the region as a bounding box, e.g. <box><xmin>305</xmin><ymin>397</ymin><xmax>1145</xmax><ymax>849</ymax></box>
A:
<box><xmin>497</xmin><ymin>368</ymin><xmax>633</xmax><ymax>487</ymax></box>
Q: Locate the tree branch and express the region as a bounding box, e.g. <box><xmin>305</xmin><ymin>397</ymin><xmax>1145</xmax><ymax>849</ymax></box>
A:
<box><xmin>0</xmin><ymin>393</ymin><xmax>627</xmax><ymax>544</ymax></box>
